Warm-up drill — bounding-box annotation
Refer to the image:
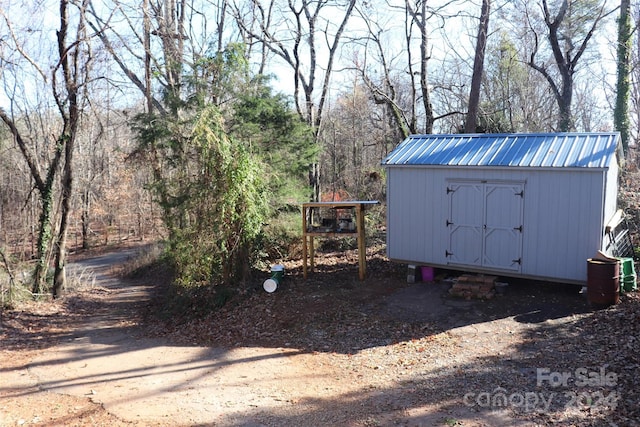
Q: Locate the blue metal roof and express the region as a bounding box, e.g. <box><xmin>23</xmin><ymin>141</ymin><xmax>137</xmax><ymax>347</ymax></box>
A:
<box><xmin>381</xmin><ymin>132</ymin><xmax>620</xmax><ymax>169</ymax></box>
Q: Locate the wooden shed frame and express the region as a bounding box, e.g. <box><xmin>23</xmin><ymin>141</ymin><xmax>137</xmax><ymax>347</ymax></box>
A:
<box><xmin>382</xmin><ymin>132</ymin><xmax>620</xmax><ymax>284</ymax></box>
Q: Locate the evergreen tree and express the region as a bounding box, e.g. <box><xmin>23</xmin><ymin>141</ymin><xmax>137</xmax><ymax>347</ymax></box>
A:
<box><xmin>229</xmin><ymin>80</ymin><xmax>317</xmax><ymax>206</ymax></box>
<box><xmin>132</xmin><ymin>106</ymin><xmax>268</xmax><ymax>288</ymax></box>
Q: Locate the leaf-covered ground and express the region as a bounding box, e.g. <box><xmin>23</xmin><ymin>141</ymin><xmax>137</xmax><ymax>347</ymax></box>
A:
<box><xmin>1</xmin><ymin>241</ymin><xmax>640</xmax><ymax>426</ymax></box>
<box><xmin>143</xmin><ymin>243</ymin><xmax>640</xmax><ymax>426</ymax></box>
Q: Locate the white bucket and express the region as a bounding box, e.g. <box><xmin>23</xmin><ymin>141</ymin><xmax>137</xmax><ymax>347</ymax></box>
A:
<box><xmin>263</xmin><ymin>278</ymin><xmax>278</xmax><ymax>293</ymax></box>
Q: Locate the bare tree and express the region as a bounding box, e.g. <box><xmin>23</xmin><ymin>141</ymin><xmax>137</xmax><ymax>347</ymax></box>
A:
<box><xmin>404</xmin><ymin>0</ymin><xmax>435</xmax><ymax>133</ymax></box>
<box><xmin>464</xmin><ymin>0</ymin><xmax>491</xmax><ymax>133</ymax></box>
<box><xmin>87</xmin><ymin>0</ymin><xmax>233</xmax><ymax>115</ymax></box>
<box><xmin>232</xmin><ymin>0</ymin><xmax>355</xmax><ymax>130</ymax></box>
<box><xmin>352</xmin><ymin>1</ymin><xmax>473</xmax><ymax>137</ymax></box>
<box><xmin>354</xmin><ymin>5</ymin><xmax>415</xmax><ymax>138</ymax></box>
<box><xmin>230</xmin><ymin>0</ymin><xmax>356</xmax><ymax>203</ymax></box>
<box><xmin>479</xmin><ymin>31</ymin><xmax>556</xmax><ymax>132</ymax></box>
<box><xmin>51</xmin><ymin>0</ymin><xmax>92</xmax><ymax>297</ymax></box>
<box><xmin>320</xmin><ymin>73</ymin><xmax>389</xmax><ymax>202</ymax></box>
<box><xmin>233</xmin><ymin>0</ymin><xmax>272</xmax><ymax>74</ymax></box>
<box><xmin>0</xmin><ymin>0</ymin><xmax>91</xmax><ymax>297</ymax></box>
<box><xmin>526</xmin><ymin>0</ymin><xmax>617</xmax><ymax>131</ymax></box>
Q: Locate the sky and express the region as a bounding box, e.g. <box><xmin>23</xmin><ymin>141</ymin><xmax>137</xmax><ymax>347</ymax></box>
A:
<box><xmin>0</xmin><ymin>0</ymin><xmax>622</xmax><ymax>132</ymax></box>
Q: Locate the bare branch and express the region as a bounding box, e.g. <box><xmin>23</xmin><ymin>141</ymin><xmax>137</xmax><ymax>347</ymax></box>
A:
<box><xmin>0</xmin><ymin>8</ymin><xmax>48</xmax><ymax>82</ymax></box>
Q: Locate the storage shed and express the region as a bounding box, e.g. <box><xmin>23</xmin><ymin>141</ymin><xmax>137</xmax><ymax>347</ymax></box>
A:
<box><xmin>381</xmin><ymin>132</ymin><xmax>620</xmax><ymax>284</ymax></box>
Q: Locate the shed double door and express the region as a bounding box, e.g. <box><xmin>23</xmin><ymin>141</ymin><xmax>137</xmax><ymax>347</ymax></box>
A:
<box><xmin>446</xmin><ymin>181</ymin><xmax>523</xmax><ymax>272</ymax></box>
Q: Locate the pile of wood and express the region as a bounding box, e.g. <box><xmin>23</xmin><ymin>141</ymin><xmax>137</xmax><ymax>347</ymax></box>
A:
<box><xmin>449</xmin><ymin>274</ymin><xmax>497</xmax><ymax>299</ymax></box>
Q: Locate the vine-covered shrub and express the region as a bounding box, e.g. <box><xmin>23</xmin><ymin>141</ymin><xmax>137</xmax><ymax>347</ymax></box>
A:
<box><xmin>133</xmin><ymin>106</ymin><xmax>268</xmax><ymax>288</ymax></box>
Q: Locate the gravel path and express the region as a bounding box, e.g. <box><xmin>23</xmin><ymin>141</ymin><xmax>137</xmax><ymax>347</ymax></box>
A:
<box><xmin>2</xmin><ymin>245</ymin><xmax>636</xmax><ymax>426</ymax></box>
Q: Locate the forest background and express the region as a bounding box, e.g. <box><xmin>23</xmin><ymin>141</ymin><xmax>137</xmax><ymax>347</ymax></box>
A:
<box><xmin>0</xmin><ymin>0</ymin><xmax>635</xmax><ymax>302</ymax></box>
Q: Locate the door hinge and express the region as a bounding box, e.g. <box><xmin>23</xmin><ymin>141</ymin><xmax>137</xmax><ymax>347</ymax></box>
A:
<box><xmin>515</xmin><ymin>190</ymin><xmax>524</xmax><ymax>197</ymax></box>
<box><xmin>514</xmin><ymin>225</ymin><xmax>523</xmax><ymax>232</ymax></box>
<box><xmin>512</xmin><ymin>258</ymin><xmax>522</xmax><ymax>265</ymax></box>
<box><xmin>446</xmin><ymin>220</ymin><xmax>453</xmax><ymax>226</ymax></box>
<box><xmin>446</xmin><ymin>250</ymin><xmax>453</xmax><ymax>258</ymax></box>
<box><xmin>446</xmin><ymin>187</ymin><xmax>455</xmax><ymax>194</ymax></box>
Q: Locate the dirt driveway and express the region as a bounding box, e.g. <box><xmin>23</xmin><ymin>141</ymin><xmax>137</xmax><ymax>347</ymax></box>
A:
<box><xmin>1</xmin><ymin>246</ymin><xmax>625</xmax><ymax>426</ymax></box>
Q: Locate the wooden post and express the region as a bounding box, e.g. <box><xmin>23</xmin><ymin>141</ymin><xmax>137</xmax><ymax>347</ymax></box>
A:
<box><xmin>356</xmin><ymin>203</ymin><xmax>366</xmax><ymax>280</ymax></box>
<box><xmin>302</xmin><ymin>205</ymin><xmax>308</xmax><ymax>279</ymax></box>
<box><xmin>309</xmin><ymin>236</ymin><xmax>315</xmax><ymax>271</ymax></box>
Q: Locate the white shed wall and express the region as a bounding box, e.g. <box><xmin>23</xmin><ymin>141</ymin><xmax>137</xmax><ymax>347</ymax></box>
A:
<box><xmin>604</xmin><ymin>160</ymin><xmax>619</xmax><ymax>228</ymax></box>
<box><xmin>386</xmin><ymin>165</ymin><xmax>615</xmax><ymax>283</ymax></box>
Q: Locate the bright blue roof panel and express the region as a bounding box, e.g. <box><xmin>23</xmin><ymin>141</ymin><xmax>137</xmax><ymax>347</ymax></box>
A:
<box><xmin>382</xmin><ymin>132</ymin><xmax>619</xmax><ymax>169</ymax></box>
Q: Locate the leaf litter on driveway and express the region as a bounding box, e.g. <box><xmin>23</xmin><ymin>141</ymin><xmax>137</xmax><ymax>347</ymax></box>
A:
<box><xmin>2</xmin><ymin>243</ymin><xmax>639</xmax><ymax>426</ymax></box>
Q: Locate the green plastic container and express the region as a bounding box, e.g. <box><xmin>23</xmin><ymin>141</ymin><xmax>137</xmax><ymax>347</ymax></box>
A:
<box><xmin>271</xmin><ymin>264</ymin><xmax>285</xmax><ymax>282</ymax></box>
<box><xmin>618</xmin><ymin>257</ymin><xmax>637</xmax><ymax>293</ymax></box>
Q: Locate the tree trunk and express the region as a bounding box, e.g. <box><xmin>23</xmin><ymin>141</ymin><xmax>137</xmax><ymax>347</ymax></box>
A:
<box><xmin>81</xmin><ymin>189</ymin><xmax>90</xmax><ymax>249</ymax></box>
<box><xmin>465</xmin><ymin>0</ymin><xmax>491</xmax><ymax>133</ymax></box>
<box><xmin>53</xmin><ymin>135</ymin><xmax>76</xmax><ymax>298</ymax></box>
<box><xmin>614</xmin><ymin>0</ymin><xmax>632</xmax><ymax>156</ymax></box>
<box><xmin>418</xmin><ymin>0</ymin><xmax>434</xmax><ymax>133</ymax></box>
<box><xmin>143</xmin><ymin>0</ymin><xmax>153</xmax><ymax>114</ymax></box>
<box><xmin>558</xmin><ymin>76</ymin><xmax>574</xmax><ymax>132</ymax></box>
<box><xmin>51</xmin><ymin>0</ymin><xmax>85</xmax><ymax>298</ymax></box>
<box><xmin>0</xmin><ymin>0</ymin><xmax>89</xmax><ymax>298</ymax></box>
<box><xmin>33</xmin><ymin>182</ymin><xmax>56</xmax><ymax>295</ymax></box>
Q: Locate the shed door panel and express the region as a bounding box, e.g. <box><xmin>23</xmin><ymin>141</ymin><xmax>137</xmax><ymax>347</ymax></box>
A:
<box><xmin>483</xmin><ymin>184</ymin><xmax>523</xmax><ymax>271</ymax></box>
<box><xmin>448</xmin><ymin>183</ymin><xmax>483</xmax><ymax>266</ymax></box>
<box><xmin>447</xmin><ymin>181</ymin><xmax>523</xmax><ymax>272</ymax></box>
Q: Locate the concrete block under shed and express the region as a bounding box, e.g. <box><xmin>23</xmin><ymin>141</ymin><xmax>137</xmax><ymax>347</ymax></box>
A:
<box><xmin>407</xmin><ymin>265</ymin><xmax>417</xmax><ymax>283</ymax></box>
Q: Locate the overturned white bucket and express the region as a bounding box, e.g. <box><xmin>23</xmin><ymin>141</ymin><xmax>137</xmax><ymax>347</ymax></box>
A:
<box><xmin>263</xmin><ymin>264</ymin><xmax>285</xmax><ymax>293</ymax></box>
<box><xmin>263</xmin><ymin>278</ymin><xmax>278</xmax><ymax>293</ymax></box>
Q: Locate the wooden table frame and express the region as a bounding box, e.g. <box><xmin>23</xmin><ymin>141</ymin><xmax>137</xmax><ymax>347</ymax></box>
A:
<box><xmin>302</xmin><ymin>201</ymin><xmax>379</xmax><ymax>280</ymax></box>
